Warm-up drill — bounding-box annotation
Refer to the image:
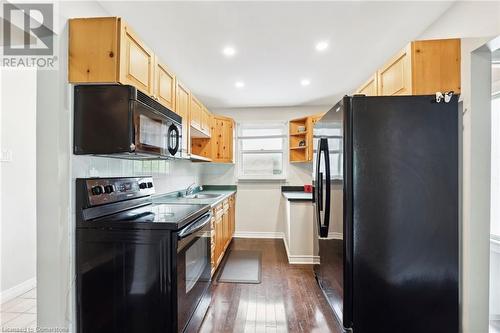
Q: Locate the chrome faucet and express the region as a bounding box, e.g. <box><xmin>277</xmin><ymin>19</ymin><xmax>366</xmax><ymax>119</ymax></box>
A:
<box><xmin>185</xmin><ymin>183</ymin><xmax>197</xmax><ymax>197</ymax></box>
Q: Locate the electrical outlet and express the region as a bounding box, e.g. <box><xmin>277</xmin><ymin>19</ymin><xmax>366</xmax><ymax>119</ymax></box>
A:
<box><xmin>0</xmin><ymin>149</ymin><xmax>13</xmax><ymax>162</ymax></box>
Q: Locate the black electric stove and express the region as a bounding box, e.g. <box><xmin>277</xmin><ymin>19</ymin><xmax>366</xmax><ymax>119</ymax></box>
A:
<box><xmin>76</xmin><ymin>177</ymin><xmax>212</xmax><ymax>333</ymax></box>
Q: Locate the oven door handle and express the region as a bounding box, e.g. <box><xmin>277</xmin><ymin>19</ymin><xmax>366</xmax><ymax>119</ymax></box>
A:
<box><xmin>177</xmin><ymin>212</ymin><xmax>211</xmax><ymax>240</ymax></box>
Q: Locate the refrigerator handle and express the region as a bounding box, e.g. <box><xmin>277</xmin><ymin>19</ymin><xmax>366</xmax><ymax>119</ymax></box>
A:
<box><xmin>318</xmin><ymin>172</ymin><xmax>323</xmax><ymax>212</ymax></box>
<box><xmin>315</xmin><ymin>138</ymin><xmax>331</xmax><ymax>238</ymax></box>
<box><xmin>321</xmin><ymin>138</ymin><xmax>331</xmax><ymax>237</ymax></box>
<box><xmin>315</xmin><ymin>138</ymin><xmax>323</xmax><ymax>235</ymax></box>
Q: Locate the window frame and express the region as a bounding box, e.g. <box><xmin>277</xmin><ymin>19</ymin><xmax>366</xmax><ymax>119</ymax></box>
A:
<box><xmin>312</xmin><ymin>123</ymin><xmax>344</xmax><ymax>180</ymax></box>
<box><xmin>236</xmin><ymin>122</ymin><xmax>288</xmax><ymax>181</ymax></box>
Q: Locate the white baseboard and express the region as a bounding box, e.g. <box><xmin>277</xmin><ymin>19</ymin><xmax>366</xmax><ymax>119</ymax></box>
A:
<box><xmin>282</xmin><ymin>236</ymin><xmax>319</xmax><ymax>264</ymax></box>
<box><xmin>328</xmin><ymin>232</ymin><xmax>343</xmax><ymax>240</ymax></box>
<box><xmin>234</xmin><ymin>231</ymin><xmax>284</xmax><ymax>239</ymax></box>
<box><xmin>0</xmin><ymin>277</ymin><xmax>36</xmax><ymax>303</ymax></box>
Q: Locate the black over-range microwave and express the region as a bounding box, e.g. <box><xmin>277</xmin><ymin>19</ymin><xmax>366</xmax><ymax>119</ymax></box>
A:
<box><xmin>74</xmin><ymin>84</ymin><xmax>182</xmax><ymax>159</ymax></box>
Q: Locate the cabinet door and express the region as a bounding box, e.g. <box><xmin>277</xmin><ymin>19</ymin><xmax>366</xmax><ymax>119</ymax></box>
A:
<box><xmin>201</xmin><ymin>107</ymin><xmax>211</xmax><ymax>136</ymax></box>
<box><xmin>175</xmin><ymin>81</ymin><xmax>190</xmax><ymax>155</ymax></box>
<box><xmin>154</xmin><ymin>59</ymin><xmax>176</xmax><ymax>111</ymax></box>
<box><xmin>356</xmin><ymin>74</ymin><xmax>378</xmax><ymax>96</ymax></box>
<box><xmin>222</xmin><ymin>211</ymin><xmax>229</xmax><ymax>249</ymax></box>
<box><xmin>119</xmin><ymin>22</ymin><xmax>154</xmax><ymax>95</ymax></box>
<box><xmin>229</xmin><ymin>196</ymin><xmax>235</xmax><ymax>237</ymax></box>
<box><xmin>411</xmin><ymin>39</ymin><xmax>461</xmax><ymax>95</ymax></box>
<box><xmin>190</xmin><ymin>95</ymin><xmax>202</xmax><ymax>130</ymax></box>
<box><xmin>68</xmin><ymin>17</ymin><xmax>120</xmax><ymax>83</ymax></box>
<box><xmin>212</xmin><ymin>117</ymin><xmax>234</xmax><ymax>163</ymax></box>
<box><xmin>215</xmin><ymin>216</ymin><xmax>224</xmax><ymax>264</ymax></box>
<box><xmin>377</xmin><ymin>44</ymin><xmax>412</xmax><ymax>96</ymax></box>
<box><xmin>223</xmin><ymin>119</ymin><xmax>234</xmax><ymax>162</ymax></box>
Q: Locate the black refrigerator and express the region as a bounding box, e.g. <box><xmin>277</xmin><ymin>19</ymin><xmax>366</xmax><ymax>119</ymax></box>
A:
<box><xmin>313</xmin><ymin>95</ymin><xmax>459</xmax><ymax>333</ymax></box>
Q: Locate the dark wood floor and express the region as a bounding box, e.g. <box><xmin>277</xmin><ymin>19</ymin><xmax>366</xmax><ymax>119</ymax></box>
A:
<box><xmin>199</xmin><ymin>238</ymin><xmax>343</xmax><ymax>333</ymax></box>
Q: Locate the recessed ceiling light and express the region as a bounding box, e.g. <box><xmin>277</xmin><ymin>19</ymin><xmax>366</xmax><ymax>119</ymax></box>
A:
<box><xmin>235</xmin><ymin>81</ymin><xmax>245</xmax><ymax>88</ymax></box>
<box><xmin>301</xmin><ymin>79</ymin><xmax>311</xmax><ymax>86</ymax></box>
<box><xmin>222</xmin><ymin>46</ymin><xmax>236</xmax><ymax>57</ymax></box>
<box><xmin>315</xmin><ymin>41</ymin><xmax>329</xmax><ymax>52</ymax></box>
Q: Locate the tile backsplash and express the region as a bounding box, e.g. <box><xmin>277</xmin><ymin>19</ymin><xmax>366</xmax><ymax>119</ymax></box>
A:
<box><xmin>72</xmin><ymin>156</ymin><xmax>203</xmax><ymax>195</ymax></box>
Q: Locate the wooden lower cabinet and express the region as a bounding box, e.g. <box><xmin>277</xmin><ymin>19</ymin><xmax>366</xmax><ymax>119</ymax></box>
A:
<box><xmin>211</xmin><ymin>194</ymin><xmax>236</xmax><ymax>276</ymax></box>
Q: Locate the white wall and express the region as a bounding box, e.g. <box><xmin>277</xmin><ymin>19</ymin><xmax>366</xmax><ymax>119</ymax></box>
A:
<box><xmin>201</xmin><ymin>106</ymin><xmax>337</xmax><ymax>236</ymax></box>
<box><xmin>0</xmin><ymin>69</ymin><xmax>37</xmax><ymax>300</ymax></box>
<box><xmin>419</xmin><ymin>2</ymin><xmax>500</xmax><ymax>332</ymax></box>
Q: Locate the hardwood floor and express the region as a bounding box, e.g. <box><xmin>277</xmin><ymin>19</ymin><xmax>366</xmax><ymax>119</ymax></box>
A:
<box><xmin>199</xmin><ymin>238</ymin><xmax>343</xmax><ymax>333</ymax></box>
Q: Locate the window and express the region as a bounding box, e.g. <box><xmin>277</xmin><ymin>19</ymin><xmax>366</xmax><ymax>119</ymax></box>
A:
<box><xmin>237</xmin><ymin>123</ymin><xmax>287</xmax><ymax>180</ymax></box>
<box><xmin>313</xmin><ymin>123</ymin><xmax>343</xmax><ymax>179</ymax></box>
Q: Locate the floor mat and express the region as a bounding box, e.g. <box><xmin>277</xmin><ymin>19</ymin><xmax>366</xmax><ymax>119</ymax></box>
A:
<box><xmin>217</xmin><ymin>250</ymin><xmax>262</xmax><ymax>284</ymax></box>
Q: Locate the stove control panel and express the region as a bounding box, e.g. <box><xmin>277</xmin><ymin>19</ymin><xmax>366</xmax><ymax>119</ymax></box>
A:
<box><xmin>85</xmin><ymin>177</ymin><xmax>154</xmax><ymax>206</ymax></box>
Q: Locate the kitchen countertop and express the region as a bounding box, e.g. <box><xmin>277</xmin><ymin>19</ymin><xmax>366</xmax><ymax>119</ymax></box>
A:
<box><xmin>281</xmin><ymin>185</ymin><xmax>313</xmax><ymax>202</ymax></box>
<box><xmin>153</xmin><ymin>186</ymin><xmax>236</xmax><ymax>208</ymax></box>
<box><xmin>281</xmin><ymin>191</ymin><xmax>313</xmax><ymax>202</ymax></box>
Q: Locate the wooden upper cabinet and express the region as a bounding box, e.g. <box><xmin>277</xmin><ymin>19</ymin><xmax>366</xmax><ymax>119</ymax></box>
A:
<box><xmin>69</xmin><ymin>17</ymin><xmax>155</xmax><ymax>97</ymax></box>
<box><xmin>190</xmin><ymin>95</ymin><xmax>202</xmax><ymax>130</ymax></box>
<box><xmin>378</xmin><ymin>44</ymin><xmax>412</xmax><ymax>96</ymax></box>
<box><xmin>154</xmin><ymin>59</ymin><xmax>176</xmax><ymax>111</ymax></box>
<box><xmin>411</xmin><ymin>39</ymin><xmax>461</xmax><ymax>95</ymax></box>
<box><xmin>68</xmin><ymin>17</ymin><xmax>120</xmax><ymax>83</ymax></box>
<box><xmin>356</xmin><ymin>38</ymin><xmax>461</xmax><ymax>97</ymax></box>
<box><xmin>201</xmin><ymin>107</ymin><xmax>211</xmax><ymax>136</ymax></box>
<box><xmin>356</xmin><ymin>73</ymin><xmax>378</xmax><ymax>96</ymax></box>
<box><xmin>212</xmin><ymin>116</ymin><xmax>234</xmax><ymax>163</ymax></box>
<box><xmin>175</xmin><ymin>81</ymin><xmax>191</xmax><ymax>155</ymax></box>
<box><xmin>119</xmin><ymin>22</ymin><xmax>154</xmax><ymax>95</ymax></box>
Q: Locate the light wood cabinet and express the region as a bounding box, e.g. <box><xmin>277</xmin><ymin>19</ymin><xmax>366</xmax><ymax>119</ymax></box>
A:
<box><xmin>355</xmin><ymin>73</ymin><xmax>378</xmax><ymax>96</ymax></box>
<box><xmin>191</xmin><ymin>113</ymin><xmax>234</xmax><ymax>162</ymax></box>
<box><xmin>229</xmin><ymin>195</ymin><xmax>235</xmax><ymax>238</ymax></box>
<box><xmin>201</xmin><ymin>107</ymin><xmax>211</xmax><ymax>135</ymax></box>
<box><xmin>175</xmin><ymin>81</ymin><xmax>191</xmax><ymax>156</ymax></box>
<box><xmin>190</xmin><ymin>95</ymin><xmax>202</xmax><ymax>130</ymax></box>
<box><xmin>411</xmin><ymin>39</ymin><xmax>461</xmax><ymax>94</ymax></box>
<box><xmin>211</xmin><ymin>194</ymin><xmax>236</xmax><ymax>276</ymax></box>
<box><xmin>212</xmin><ymin>116</ymin><xmax>234</xmax><ymax>163</ymax></box>
<box><xmin>215</xmin><ymin>212</ymin><xmax>224</xmax><ymax>266</ymax></box>
<box><xmin>378</xmin><ymin>44</ymin><xmax>412</xmax><ymax>96</ymax></box>
<box><xmin>69</xmin><ymin>17</ymin><xmax>156</xmax><ymax>94</ymax></box>
<box><xmin>69</xmin><ymin>17</ymin><xmax>183</xmax><ymax>110</ymax></box>
<box><xmin>355</xmin><ymin>39</ymin><xmax>461</xmax><ymax>96</ymax></box>
<box><xmin>289</xmin><ymin>112</ymin><xmax>324</xmax><ymax>163</ymax></box>
<box><xmin>68</xmin><ymin>17</ymin><xmax>120</xmax><ymax>83</ymax></box>
<box><xmin>119</xmin><ymin>22</ymin><xmax>155</xmax><ymax>95</ymax></box>
<box><xmin>154</xmin><ymin>59</ymin><xmax>176</xmax><ymax>111</ymax></box>
<box><xmin>190</xmin><ymin>96</ymin><xmax>212</xmax><ymax>138</ymax></box>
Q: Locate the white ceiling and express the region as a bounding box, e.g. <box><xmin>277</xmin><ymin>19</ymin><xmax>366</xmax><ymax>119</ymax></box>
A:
<box><xmin>98</xmin><ymin>1</ymin><xmax>454</xmax><ymax>108</ymax></box>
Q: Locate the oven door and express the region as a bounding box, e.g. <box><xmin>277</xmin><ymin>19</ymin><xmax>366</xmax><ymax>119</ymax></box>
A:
<box><xmin>176</xmin><ymin>212</ymin><xmax>212</xmax><ymax>333</ymax></box>
<box><xmin>133</xmin><ymin>101</ymin><xmax>169</xmax><ymax>156</ymax></box>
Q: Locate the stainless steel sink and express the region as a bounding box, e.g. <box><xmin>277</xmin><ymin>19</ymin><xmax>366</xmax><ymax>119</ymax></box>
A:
<box><xmin>183</xmin><ymin>193</ymin><xmax>222</xmax><ymax>199</ymax></box>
